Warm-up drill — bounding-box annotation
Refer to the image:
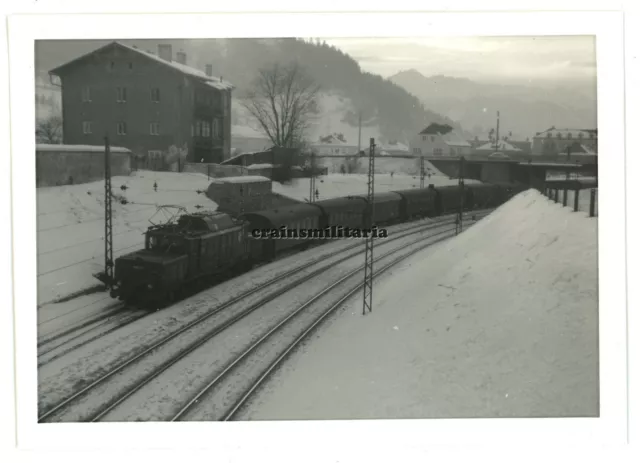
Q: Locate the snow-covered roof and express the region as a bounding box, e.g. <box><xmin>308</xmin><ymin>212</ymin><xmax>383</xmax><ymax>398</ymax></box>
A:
<box><xmin>36</xmin><ymin>144</ymin><xmax>131</xmax><ymax>153</ymax></box>
<box><xmin>475</xmin><ymin>141</ymin><xmax>522</xmax><ymax>152</ymax></box>
<box><xmin>232</xmin><ymin>125</ymin><xmax>269</xmax><ymax>139</ymax></box>
<box><xmin>50</xmin><ymin>41</ymin><xmax>234</xmax><ymax>91</ymax></box>
<box><xmin>211</xmin><ymin>175</ymin><xmax>270</xmax><ymax>184</ymax></box>
<box><xmin>247</xmin><ymin>163</ymin><xmax>273</xmax><ymax>169</ymax></box>
<box><xmin>441</xmin><ymin>132</ymin><xmax>471</xmax><ymax>147</ymax></box>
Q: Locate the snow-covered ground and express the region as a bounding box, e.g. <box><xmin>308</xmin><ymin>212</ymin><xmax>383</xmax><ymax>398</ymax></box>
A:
<box><xmin>37</xmin><ymin>170</ymin><xmax>215</xmax><ymax>306</ymax></box>
<box><xmin>37</xmin><ymin>170</ymin><xmax>469</xmax><ymax>306</ymax></box>
<box><xmin>243</xmin><ymin>190</ymin><xmax>599</xmax><ymax>419</ymax></box>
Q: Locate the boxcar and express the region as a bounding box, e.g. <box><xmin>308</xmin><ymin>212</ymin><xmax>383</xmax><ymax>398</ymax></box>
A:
<box><xmin>239</xmin><ymin>203</ymin><xmax>323</xmax><ymax>261</ymax></box>
<box><xmin>312</xmin><ymin>196</ymin><xmax>367</xmax><ymax>229</ymax></box>
<box><xmin>352</xmin><ymin>192</ymin><xmax>403</xmax><ymax>225</ymax></box>
<box><xmin>435</xmin><ymin>185</ymin><xmax>467</xmax><ymax>214</ymax></box>
<box><xmin>393</xmin><ymin>188</ymin><xmax>438</xmax><ymax>221</ymax></box>
<box><xmin>467</xmin><ymin>184</ymin><xmax>501</xmax><ymax>209</ymax></box>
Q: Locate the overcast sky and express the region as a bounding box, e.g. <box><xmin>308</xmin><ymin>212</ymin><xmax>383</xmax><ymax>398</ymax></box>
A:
<box><xmin>324</xmin><ymin>36</ymin><xmax>596</xmax><ymax>86</ymax></box>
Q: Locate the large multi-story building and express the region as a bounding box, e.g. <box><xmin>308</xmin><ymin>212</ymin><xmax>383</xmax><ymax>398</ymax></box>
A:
<box><xmin>49</xmin><ymin>41</ymin><xmax>234</xmax><ymax>164</ymax></box>
<box><xmin>531</xmin><ymin>127</ymin><xmax>597</xmax><ymax>156</ymax></box>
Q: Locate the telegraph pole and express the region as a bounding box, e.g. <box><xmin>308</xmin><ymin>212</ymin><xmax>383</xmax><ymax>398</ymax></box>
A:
<box><xmin>362</xmin><ymin>138</ymin><xmax>376</xmax><ymax>316</ymax></box>
<box><xmin>495</xmin><ymin>111</ymin><xmax>501</xmax><ymax>152</ymax></box>
<box><xmin>309</xmin><ymin>151</ymin><xmax>316</xmax><ymax>203</ymax></box>
<box><xmin>420</xmin><ymin>156</ymin><xmax>425</xmax><ymax>189</ymax></box>
<box><xmin>104</xmin><ymin>136</ymin><xmax>114</xmax><ymax>288</ymax></box>
<box><xmin>456</xmin><ymin>156</ymin><xmax>465</xmax><ymax>235</ymax></box>
<box><xmin>357</xmin><ymin>110</ymin><xmax>362</xmax><ymax>154</ymax></box>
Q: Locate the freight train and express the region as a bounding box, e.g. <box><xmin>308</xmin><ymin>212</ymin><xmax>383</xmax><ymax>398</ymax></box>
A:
<box><xmin>110</xmin><ymin>182</ymin><xmax>525</xmax><ymax>308</ymax></box>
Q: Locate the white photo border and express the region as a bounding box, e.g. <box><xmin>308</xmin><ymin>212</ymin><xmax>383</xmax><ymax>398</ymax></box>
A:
<box><xmin>8</xmin><ymin>10</ymin><xmax>627</xmax><ymax>452</ymax></box>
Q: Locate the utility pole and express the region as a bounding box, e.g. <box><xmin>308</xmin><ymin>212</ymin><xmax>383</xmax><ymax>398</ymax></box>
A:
<box><xmin>456</xmin><ymin>156</ymin><xmax>465</xmax><ymax>235</ymax></box>
<box><xmin>495</xmin><ymin>111</ymin><xmax>501</xmax><ymax>152</ymax></box>
<box><xmin>357</xmin><ymin>110</ymin><xmax>362</xmax><ymax>154</ymax></box>
<box><xmin>309</xmin><ymin>151</ymin><xmax>316</xmax><ymax>203</ymax></box>
<box><xmin>362</xmin><ymin>138</ymin><xmax>376</xmax><ymax>316</ymax></box>
<box><xmin>420</xmin><ymin>156</ymin><xmax>425</xmax><ymax>189</ymax></box>
<box><xmin>104</xmin><ymin>136</ymin><xmax>114</xmax><ymax>288</ymax></box>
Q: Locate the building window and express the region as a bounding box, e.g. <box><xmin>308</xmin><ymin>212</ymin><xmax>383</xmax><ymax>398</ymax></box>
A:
<box><xmin>82</xmin><ymin>86</ymin><xmax>92</xmax><ymax>102</ymax></box>
<box><xmin>556</xmin><ymin>133</ymin><xmax>562</xmax><ymax>139</ymax></box>
<box><xmin>110</xmin><ymin>61</ymin><xmax>115</xmax><ymax>70</ymax></box>
<box><xmin>191</xmin><ymin>123</ymin><xmax>195</xmax><ymax>137</ymax></box>
<box><xmin>128</xmin><ymin>62</ymin><xmax>133</xmax><ymax>70</ymax></box>
<box><xmin>547</xmin><ymin>132</ymin><xmax>552</xmax><ymax>138</ymax></box>
<box><xmin>148</xmin><ymin>150</ymin><xmax>163</xmax><ymax>159</ymax></box>
<box><xmin>150</xmin><ymin>122</ymin><xmax>160</xmax><ymax>135</ymax></box>
<box><xmin>151</xmin><ymin>87</ymin><xmax>161</xmax><ymax>103</ymax></box>
<box><xmin>590</xmin><ymin>132</ymin><xmax>595</xmax><ymax>139</ymax></box>
<box><xmin>82</xmin><ymin>121</ymin><xmax>92</xmax><ymax>134</ymax></box>
<box><xmin>116</xmin><ymin>87</ymin><xmax>127</xmax><ymax>103</ymax></box>
<box><xmin>117</xmin><ymin>122</ymin><xmax>127</xmax><ymax>135</ymax></box>
<box><xmin>195</xmin><ymin>120</ymin><xmax>202</xmax><ymax>137</ymax></box>
<box><xmin>430</xmin><ymin>136</ymin><xmax>435</xmax><ymax>142</ymax></box>
<box><xmin>213</xmin><ymin>118</ymin><xmax>221</xmax><ymax>138</ymax></box>
<box><xmin>567</xmin><ymin>133</ymin><xmax>572</xmax><ymax>139</ymax></box>
<box><xmin>578</xmin><ymin>132</ymin><xmax>584</xmax><ymax>139</ymax></box>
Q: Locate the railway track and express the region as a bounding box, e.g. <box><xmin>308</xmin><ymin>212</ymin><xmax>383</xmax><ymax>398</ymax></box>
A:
<box><xmin>171</xmin><ymin>226</ymin><xmax>457</xmax><ymax>421</ymax></box>
<box><xmin>38</xmin><ymin>211</ymin><xmax>490</xmax><ymax>422</ymax></box>
<box><xmin>36</xmin><ymin>211</ymin><xmax>485</xmax><ymax>368</ymax></box>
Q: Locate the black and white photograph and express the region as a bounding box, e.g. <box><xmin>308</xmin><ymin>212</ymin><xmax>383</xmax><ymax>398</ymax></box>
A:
<box><xmin>4</xmin><ymin>6</ymin><xmax>633</xmax><ymax>458</ymax></box>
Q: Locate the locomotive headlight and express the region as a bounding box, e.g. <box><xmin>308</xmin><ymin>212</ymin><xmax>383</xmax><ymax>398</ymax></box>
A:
<box><xmin>147</xmin><ymin>284</ymin><xmax>153</xmax><ymax>290</ymax></box>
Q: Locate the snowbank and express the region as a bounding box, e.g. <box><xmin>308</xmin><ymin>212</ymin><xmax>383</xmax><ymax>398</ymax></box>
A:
<box><xmin>246</xmin><ymin>190</ymin><xmax>599</xmax><ymax>419</ymax></box>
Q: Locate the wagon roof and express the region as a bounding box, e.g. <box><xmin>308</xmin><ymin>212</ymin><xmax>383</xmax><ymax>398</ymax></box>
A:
<box><xmin>312</xmin><ymin>196</ymin><xmax>367</xmax><ymax>210</ymax></box>
<box><xmin>392</xmin><ymin>188</ymin><xmax>437</xmax><ymax>199</ymax></box>
<box><xmin>352</xmin><ymin>192</ymin><xmax>402</xmax><ymax>203</ymax></box>
<box><xmin>240</xmin><ymin>203</ymin><xmax>322</xmax><ymax>228</ymax></box>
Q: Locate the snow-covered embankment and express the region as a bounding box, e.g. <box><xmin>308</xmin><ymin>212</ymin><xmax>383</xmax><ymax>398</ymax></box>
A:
<box><xmin>246</xmin><ymin>189</ymin><xmax>599</xmax><ymax>420</ymax></box>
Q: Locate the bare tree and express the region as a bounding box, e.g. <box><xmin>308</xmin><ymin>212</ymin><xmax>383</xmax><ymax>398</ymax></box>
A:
<box><xmin>242</xmin><ymin>62</ymin><xmax>320</xmax><ymax>148</ymax></box>
<box><xmin>36</xmin><ymin>116</ymin><xmax>63</xmax><ymax>144</ymax></box>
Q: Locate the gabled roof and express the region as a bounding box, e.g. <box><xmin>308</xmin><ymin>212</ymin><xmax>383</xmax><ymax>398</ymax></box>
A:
<box><xmin>49</xmin><ymin>41</ymin><xmax>234</xmax><ymax>91</ymax></box>
<box><xmin>441</xmin><ymin>132</ymin><xmax>471</xmax><ymax>147</ymax></box>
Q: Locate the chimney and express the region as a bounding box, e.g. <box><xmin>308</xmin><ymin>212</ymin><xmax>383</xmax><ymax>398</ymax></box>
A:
<box><xmin>176</xmin><ymin>50</ymin><xmax>187</xmax><ymax>65</ymax></box>
<box><xmin>205</xmin><ymin>64</ymin><xmax>213</xmax><ymax>77</ymax></box>
<box><xmin>158</xmin><ymin>44</ymin><xmax>172</xmax><ymax>62</ymax></box>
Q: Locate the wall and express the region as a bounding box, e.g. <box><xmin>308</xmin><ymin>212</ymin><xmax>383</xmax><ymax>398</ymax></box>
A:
<box><xmin>36</xmin><ymin>147</ymin><xmax>131</xmax><ymax>187</ymax></box>
<box><xmin>480</xmin><ymin>163</ymin><xmax>512</xmax><ymax>183</ymax></box>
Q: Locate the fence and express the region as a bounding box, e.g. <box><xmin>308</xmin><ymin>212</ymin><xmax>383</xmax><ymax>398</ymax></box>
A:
<box><xmin>544</xmin><ymin>186</ymin><xmax>598</xmax><ymax>217</ymax></box>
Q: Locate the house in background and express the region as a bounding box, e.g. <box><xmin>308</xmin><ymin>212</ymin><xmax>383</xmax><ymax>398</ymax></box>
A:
<box><xmin>231</xmin><ymin>125</ymin><xmax>271</xmax><ymax>159</ymax></box>
<box><xmin>49</xmin><ymin>41</ymin><xmax>234</xmax><ymax>165</ymax></box>
<box><xmin>409</xmin><ymin>124</ymin><xmax>472</xmax><ymax>157</ymax></box>
<box><xmin>310</xmin><ymin>134</ymin><xmax>358</xmax><ymax>156</ymax></box>
<box><xmin>531</xmin><ymin>127</ymin><xmax>597</xmax><ymax>156</ymax></box>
